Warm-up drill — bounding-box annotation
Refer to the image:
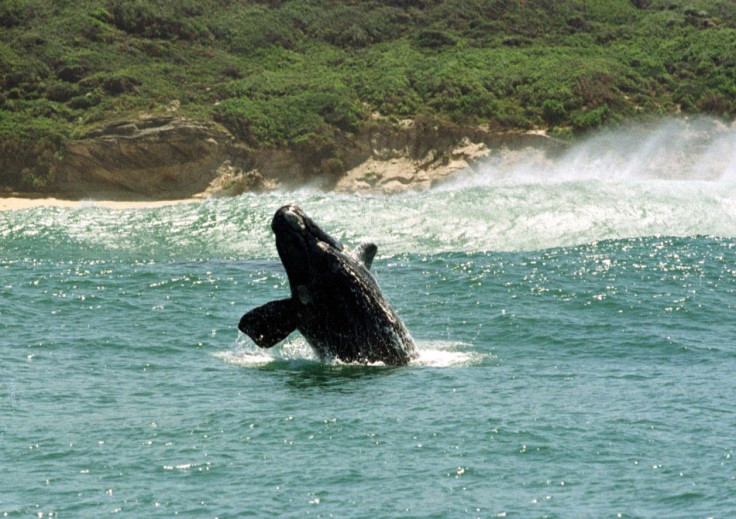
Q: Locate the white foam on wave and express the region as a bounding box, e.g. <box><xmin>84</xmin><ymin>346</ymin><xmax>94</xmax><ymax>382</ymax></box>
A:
<box><xmin>212</xmin><ymin>346</ymin><xmax>278</xmax><ymax>368</ymax></box>
<box><xmin>212</xmin><ymin>334</ymin><xmax>320</xmax><ymax>368</ymax></box>
<box><xmin>412</xmin><ymin>340</ymin><xmax>489</xmax><ymax>367</ymax></box>
<box><xmin>444</xmin><ymin>116</ymin><xmax>736</xmax><ymax>187</ymax></box>
<box><xmin>213</xmin><ymin>335</ymin><xmax>486</xmax><ymax>369</ymax></box>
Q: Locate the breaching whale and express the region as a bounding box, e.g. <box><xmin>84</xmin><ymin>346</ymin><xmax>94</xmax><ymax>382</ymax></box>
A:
<box><xmin>239</xmin><ymin>204</ymin><xmax>416</xmax><ymax>365</ymax></box>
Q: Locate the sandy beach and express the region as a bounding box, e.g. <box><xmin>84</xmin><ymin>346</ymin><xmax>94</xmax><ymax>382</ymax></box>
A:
<box><xmin>0</xmin><ymin>196</ymin><xmax>200</xmax><ymax>212</ymax></box>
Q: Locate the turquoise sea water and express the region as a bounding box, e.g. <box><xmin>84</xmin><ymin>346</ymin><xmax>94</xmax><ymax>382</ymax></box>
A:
<box><xmin>2</xmin><ymin>120</ymin><xmax>736</xmax><ymax>518</ymax></box>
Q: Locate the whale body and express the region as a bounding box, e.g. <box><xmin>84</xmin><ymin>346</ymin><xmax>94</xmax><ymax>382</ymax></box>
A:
<box><xmin>239</xmin><ymin>205</ymin><xmax>416</xmax><ymax>365</ymax></box>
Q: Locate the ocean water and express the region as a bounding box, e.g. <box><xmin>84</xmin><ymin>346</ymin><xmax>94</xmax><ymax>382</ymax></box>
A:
<box><xmin>2</xmin><ymin>118</ymin><xmax>736</xmax><ymax>518</ymax></box>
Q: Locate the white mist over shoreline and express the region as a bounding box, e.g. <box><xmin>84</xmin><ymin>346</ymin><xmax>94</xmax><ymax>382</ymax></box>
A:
<box><xmin>447</xmin><ymin>117</ymin><xmax>736</xmax><ymax>187</ymax></box>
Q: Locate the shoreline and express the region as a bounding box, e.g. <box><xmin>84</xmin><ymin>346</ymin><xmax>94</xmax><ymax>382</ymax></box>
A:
<box><xmin>0</xmin><ymin>196</ymin><xmax>201</xmax><ymax>212</ymax></box>
<box><xmin>1</xmin><ymin>118</ymin><xmax>564</xmax><ymax>204</ymax></box>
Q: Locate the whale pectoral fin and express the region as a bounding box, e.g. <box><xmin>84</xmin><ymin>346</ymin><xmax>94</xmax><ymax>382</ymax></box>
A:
<box><xmin>354</xmin><ymin>242</ymin><xmax>378</xmax><ymax>270</ymax></box>
<box><xmin>238</xmin><ymin>299</ymin><xmax>298</xmax><ymax>348</ymax></box>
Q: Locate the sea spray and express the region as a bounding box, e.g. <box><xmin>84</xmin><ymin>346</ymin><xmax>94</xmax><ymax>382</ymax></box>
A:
<box><xmin>468</xmin><ymin>116</ymin><xmax>736</xmax><ymax>184</ymax></box>
<box><xmin>217</xmin><ymin>335</ymin><xmax>486</xmax><ymax>368</ymax></box>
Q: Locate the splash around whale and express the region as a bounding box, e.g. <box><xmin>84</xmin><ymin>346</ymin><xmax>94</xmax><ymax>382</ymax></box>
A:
<box><xmin>238</xmin><ymin>204</ymin><xmax>417</xmax><ymax>365</ymax></box>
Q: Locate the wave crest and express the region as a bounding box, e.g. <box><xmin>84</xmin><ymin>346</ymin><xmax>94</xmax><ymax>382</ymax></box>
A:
<box><xmin>213</xmin><ymin>335</ymin><xmax>486</xmax><ymax>368</ymax></box>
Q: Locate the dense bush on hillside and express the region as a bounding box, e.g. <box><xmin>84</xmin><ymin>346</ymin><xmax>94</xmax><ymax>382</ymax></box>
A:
<box><xmin>1</xmin><ymin>0</ymin><xmax>736</xmax><ymax>189</ymax></box>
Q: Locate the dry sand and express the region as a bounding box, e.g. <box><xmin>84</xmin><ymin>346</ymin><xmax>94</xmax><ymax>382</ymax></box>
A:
<box><xmin>0</xmin><ymin>197</ymin><xmax>200</xmax><ymax>212</ymax></box>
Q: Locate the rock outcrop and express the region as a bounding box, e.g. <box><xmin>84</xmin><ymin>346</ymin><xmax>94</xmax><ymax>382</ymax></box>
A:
<box><xmin>56</xmin><ymin>116</ymin><xmax>232</xmax><ymax>199</ymax></box>
<box><xmin>50</xmin><ymin>116</ymin><xmax>564</xmax><ymax>199</ymax></box>
<box><xmin>334</xmin><ymin>119</ymin><xmax>562</xmax><ymax>193</ymax></box>
<box><xmin>200</xmin><ymin>160</ymin><xmax>275</xmax><ymax>197</ymax></box>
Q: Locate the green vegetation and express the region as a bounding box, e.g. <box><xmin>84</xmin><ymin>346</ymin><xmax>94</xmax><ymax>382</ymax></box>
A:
<box><xmin>2</xmin><ymin>0</ymin><xmax>736</xmax><ymax>190</ymax></box>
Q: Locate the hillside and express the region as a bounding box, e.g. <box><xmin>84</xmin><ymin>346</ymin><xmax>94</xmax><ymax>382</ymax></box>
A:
<box><xmin>1</xmin><ymin>0</ymin><xmax>735</xmax><ymax>194</ymax></box>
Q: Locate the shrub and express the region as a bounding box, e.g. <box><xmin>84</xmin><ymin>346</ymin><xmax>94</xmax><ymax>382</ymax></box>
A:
<box><xmin>214</xmin><ymin>87</ymin><xmax>364</xmax><ymax>147</ymax></box>
<box><xmin>320</xmin><ymin>157</ymin><xmax>344</xmax><ymax>177</ymax></box>
<box><xmin>100</xmin><ymin>75</ymin><xmax>141</xmax><ymax>95</ymax></box>
<box><xmin>576</xmin><ymin>71</ymin><xmax>624</xmax><ymax>109</ymax></box>
<box><xmin>81</xmin><ymin>14</ymin><xmax>119</xmax><ymax>43</ymax></box>
<box><xmin>697</xmin><ymin>92</ymin><xmax>733</xmax><ymax>115</ymax></box>
<box><xmin>541</xmin><ymin>99</ymin><xmax>567</xmax><ymax>127</ymax></box>
<box><xmin>415</xmin><ymin>30</ymin><xmax>456</xmax><ymax>49</ymax></box>
<box><xmin>57</xmin><ymin>63</ymin><xmax>88</xmax><ymax>83</ymax></box>
<box><xmin>213</xmin><ymin>96</ymin><xmax>323</xmax><ymax>147</ymax></box>
<box><xmin>0</xmin><ymin>0</ymin><xmax>39</xmax><ymax>28</ymax></box>
<box><xmin>46</xmin><ymin>83</ymin><xmax>76</xmax><ymax>102</ymax></box>
<box><xmin>69</xmin><ymin>93</ymin><xmax>101</xmax><ymax>110</ymax></box>
<box><xmin>0</xmin><ymin>115</ymin><xmax>66</xmax><ymax>191</ymax></box>
<box><xmin>106</xmin><ymin>0</ymin><xmax>205</xmax><ymax>41</ymax></box>
<box><xmin>572</xmin><ymin>105</ymin><xmax>611</xmax><ymax>133</ymax></box>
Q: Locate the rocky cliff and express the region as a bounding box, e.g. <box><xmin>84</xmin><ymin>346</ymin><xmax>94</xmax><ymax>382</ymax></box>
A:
<box><xmin>49</xmin><ymin>116</ymin><xmax>564</xmax><ymax>200</ymax></box>
<box><xmin>55</xmin><ymin>117</ymin><xmax>231</xmax><ymax>199</ymax></box>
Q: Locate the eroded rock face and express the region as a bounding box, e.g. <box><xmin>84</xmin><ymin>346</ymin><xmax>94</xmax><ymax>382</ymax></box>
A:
<box><xmin>334</xmin><ymin>120</ymin><xmax>562</xmax><ymax>194</ymax></box>
<box><xmin>56</xmin><ymin>117</ymin><xmax>233</xmax><ymax>199</ymax></box>
<box><xmin>200</xmin><ymin>160</ymin><xmax>275</xmax><ymax>197</ymax></box>
<box><xmin>50</xmin><ymin>116</ymin><xmax>563</xmax><ymax>199</ymax></box>
<box><xmin>335</xmin><ymin>137</ymin><xmax>492</xmax><ymax>194</ymax></box>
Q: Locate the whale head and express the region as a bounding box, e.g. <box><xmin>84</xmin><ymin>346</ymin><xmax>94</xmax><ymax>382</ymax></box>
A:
<box><xmin>271</xmin><ymin>204</ymin><xmax>345</xmax><ymax>294</ymax></box>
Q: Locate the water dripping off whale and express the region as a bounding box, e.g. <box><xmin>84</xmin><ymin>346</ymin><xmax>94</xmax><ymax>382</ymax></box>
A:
<box><xmin>238</xmin><ymin>204</ymin><xmax>417</xmax><ymax>365</ymax></box>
